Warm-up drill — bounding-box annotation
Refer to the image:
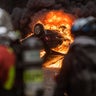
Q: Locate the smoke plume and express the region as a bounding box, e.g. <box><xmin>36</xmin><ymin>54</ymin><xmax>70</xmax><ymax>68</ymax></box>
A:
<box><xmin>11</xmin><ymin>0</ymin><xmax>96</xmax><ymax>38</ymax></box>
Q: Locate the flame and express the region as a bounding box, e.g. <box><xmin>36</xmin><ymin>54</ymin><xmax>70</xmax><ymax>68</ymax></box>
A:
<box><xmin>43</xmin><ymin>58</ymin><xmax>63</xmax><ymax>68</ymax></box>
<box><xmin>32</xmin><ymin>10</ymin><xmax>75</xmax><ymax>68</ymax></box>
<box><xmin>20</xmin><ymin>33</ymin><xmax>34</xmax><ymax>42</ymax></box>
<box><xmin>40</xmin><ymin>50</ymin><xmax>46</xmax><ymax>58</ymax></box>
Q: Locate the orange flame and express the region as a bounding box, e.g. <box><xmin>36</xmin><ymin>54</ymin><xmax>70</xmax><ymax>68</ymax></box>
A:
<box><xmin>32</xmin><ymin>10</ymin><xmax>75</xmax><ymax>68</ymax></box>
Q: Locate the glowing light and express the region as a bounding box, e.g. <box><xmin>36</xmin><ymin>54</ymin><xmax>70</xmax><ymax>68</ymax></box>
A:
<box><xmin>32</xmin><ymin>10</ymin><xmax>75</xmax><ymax>68</ymax></box>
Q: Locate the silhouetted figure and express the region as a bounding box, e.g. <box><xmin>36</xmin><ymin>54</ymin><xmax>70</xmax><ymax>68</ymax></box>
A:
<box><xmin>53</xmin><ymin>16</ymin><xmax>96</xmax><ymax>96</ymax></box>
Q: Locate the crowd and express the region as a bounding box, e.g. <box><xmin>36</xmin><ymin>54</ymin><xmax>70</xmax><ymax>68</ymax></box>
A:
<box><xmin>0</xmin><ymin>7</ymin><xmax>96</xmax><ymax>96</ymax></box>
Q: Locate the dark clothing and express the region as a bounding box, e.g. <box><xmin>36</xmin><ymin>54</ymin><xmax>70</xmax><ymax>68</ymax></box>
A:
<box><xmin>11</xmin><ymin>40</ymin><xmax>25</xmax><ymax>96</ymax></box>
<box><xmin>53</xmin><ymin>36</ymin><xmax>96</xmax><ymax>96</ymax></box>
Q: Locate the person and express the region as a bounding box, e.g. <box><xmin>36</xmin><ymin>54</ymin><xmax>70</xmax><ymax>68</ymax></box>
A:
<box><xmin>33</xmin><ymin>23</ymin><xmax>64</xmax><ymax>66</ymax></box>
<box><xmin>53</xmin><ymin>16</ymin><xmax>96</xmax><ymax>96</ymax></box>
<box><xmin>34</xmin><ymin>23</ymin><xmax>63</xmax><ymax>54</ymax></box>
<box><xmin>0</xmin><ymin>8</ymin><xmax>21</xmax><ymax>96</ymax></box>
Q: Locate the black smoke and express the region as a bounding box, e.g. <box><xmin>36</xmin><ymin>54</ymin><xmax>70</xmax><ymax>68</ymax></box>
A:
<box><xmin>11</xmin><ymin>0</ymin><xmax>96</xmax><ymax>38</ymax></box>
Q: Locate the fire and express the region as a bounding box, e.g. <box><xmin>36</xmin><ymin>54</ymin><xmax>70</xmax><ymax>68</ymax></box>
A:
<box><xmin>44</xmin><ymin>58</ymin><xmax>63</xmax><ymax>68</ymax></box>
<box><xmin>36</xmin><ymin>10</ymin><xmax>75</xmax><ymax>53</ymax></box>
<box><xmin>31</xmin><ymin>10</ymin><xmax>75</xmax><ymax>68</ymax></box>
<box><xmin>20</xmin><ymin>33</ymin><xmax>34</xmax><ymax>42</ymax></box>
